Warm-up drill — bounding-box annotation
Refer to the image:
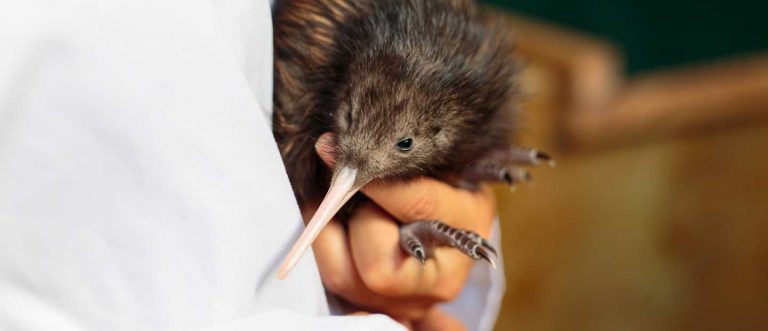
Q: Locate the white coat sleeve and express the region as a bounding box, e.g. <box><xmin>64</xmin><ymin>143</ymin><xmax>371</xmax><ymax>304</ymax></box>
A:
<box><xmin>0</xmin><ymin>0</ymin><xmax>404</xmax><ymax>330</ymax></box>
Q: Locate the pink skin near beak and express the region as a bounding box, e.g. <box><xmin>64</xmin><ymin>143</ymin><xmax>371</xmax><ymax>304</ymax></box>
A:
<box><xmin>276</xmin><ymin>166</ymin><xmax>363</xmax><ymax>279</ymax></box>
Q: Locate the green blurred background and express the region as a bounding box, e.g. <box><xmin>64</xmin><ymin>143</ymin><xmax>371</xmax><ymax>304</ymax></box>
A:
<box><xmin>485</xmin><ymin>0</ymin><xmax>766</xmax><ymax>74</ymax></box>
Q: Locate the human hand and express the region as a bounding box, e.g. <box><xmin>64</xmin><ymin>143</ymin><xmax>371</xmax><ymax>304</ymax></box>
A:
<box><xmin>307</xmin><ymin>132</ymin><xmax>496</xmax><ymax>329</ymax></box>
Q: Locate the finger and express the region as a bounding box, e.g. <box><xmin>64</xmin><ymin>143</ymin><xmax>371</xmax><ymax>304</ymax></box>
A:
<box><xmin>348</xmin><ymin>202</ymin><xmax>472</xmax><ymax>301</ymax></box>
<box><xmin>347</xmin><ymin>202</ymin><xmax>435</xmax><ymax>296</ymax></box>
<box><xmin>362</xmin><ymin>177</ymin><xmax>496</xmax><ymax>235</ymax></box>
<box><xmin>307</xmin><ymin>203</ymin><xmax>436</xmax><ymax>320</ymax></box>
<box><xmin>414</xmin><ymin>308</ymin><xmax>466</xmax><ymax>331</ymax></box>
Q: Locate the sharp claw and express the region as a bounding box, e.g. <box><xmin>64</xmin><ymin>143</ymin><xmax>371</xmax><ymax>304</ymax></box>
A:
<box><xmin>414</xmin><ymin>248</ymin><xmax>426</xmax><ymax>266</ymax></box>
<box><xmin>482</xmin><ymin>239</ymin><xmax>497</xmax><ymax>256</ymax></box>
<box><xmin>502</xmin><ymin>171</ymin><xmax>514</xmax><ymax>185</ymax></box>
<box><xmin>476</xmin><ymin>247</ymin><xmax>497</xmax><ymax>269</ymax></box>
<box><xmin>533</xmin><ymin>150</ymin><xmax>556</xmax><ymax>167</ymax></box>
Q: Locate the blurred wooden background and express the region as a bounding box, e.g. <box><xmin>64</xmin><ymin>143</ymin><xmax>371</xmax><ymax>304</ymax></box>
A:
<box><xmin>491</xmin><ymin>12</ymin><xmax>768</xmax><ymax>331</ymax></box>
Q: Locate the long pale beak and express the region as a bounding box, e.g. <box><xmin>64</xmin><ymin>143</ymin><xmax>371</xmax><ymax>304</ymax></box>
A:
<box><xmin>277</xmin><ymin>166</ymin><xmax>361</xmax><ymax>279</ymax></box>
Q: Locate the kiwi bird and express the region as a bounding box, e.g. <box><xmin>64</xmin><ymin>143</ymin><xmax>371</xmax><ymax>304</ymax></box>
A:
<box><xmin>272</xmin><ymin>0</ymin><xmax>552</xmax><ymax>279</ymax></box>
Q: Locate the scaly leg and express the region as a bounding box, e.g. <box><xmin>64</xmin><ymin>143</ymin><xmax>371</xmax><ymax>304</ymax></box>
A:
<box><xmin>462</xmin><ymin>146</ymin><xmax>554</xmax><ymax>189</ymax></box>
<box><xmin>487</xmin><ymin>146</ymin><xmax>555</xmax><ymax>167</ymax></box>
<box><xmin>399</xmin><ymin>220</ymin><xmax>497</xmax><ymax>268</ymax></box>
<box><xmin>463</xmin><ymin>162</ymin><xmax>531</xmax><ymax>186</ymax></box>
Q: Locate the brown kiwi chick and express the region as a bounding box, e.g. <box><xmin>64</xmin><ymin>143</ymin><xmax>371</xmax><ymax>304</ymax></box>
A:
<box><xmin>272</xmin><ymin>0</ymin><xmax>552</xmax><ymax>279</ymax></box>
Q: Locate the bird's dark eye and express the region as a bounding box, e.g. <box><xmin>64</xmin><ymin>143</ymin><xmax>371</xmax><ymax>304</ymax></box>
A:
<box><xmin>395</xmin><ymin>138</ymin><xmax>413</xmax><ymax>152</ymax></box>
<box><xmin>346</xmin><ymin>110</ymin><xmax>353</xmax><ymax>126</ymax></box>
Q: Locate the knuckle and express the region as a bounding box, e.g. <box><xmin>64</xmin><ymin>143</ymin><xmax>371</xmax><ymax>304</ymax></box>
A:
<box><xmin>402</xmin><ymin>188</ymin><xmax>438</xmax><ymax>221</ymax></box>
<box><xmin>359</xmin><ymin>267</ymin><xmax>397</xmax><ymax>295</ymax></box>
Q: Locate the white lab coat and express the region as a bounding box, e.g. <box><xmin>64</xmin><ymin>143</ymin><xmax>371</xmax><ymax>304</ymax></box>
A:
<box><xmin>0</xmin><ymin>0</ymin><xmax>504</xmax><ymax>330</ymax></box>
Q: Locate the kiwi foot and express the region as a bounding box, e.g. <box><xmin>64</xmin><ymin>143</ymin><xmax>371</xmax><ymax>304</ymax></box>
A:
<box><xmin>398</xmin><ymin>220</ymin><xmax>497</xmax><ymax>268</ymax></box>
<box><xmin>461</xmin><ymin>146</ymin><xmax>554</xmax><ymax>190</ymax></box>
